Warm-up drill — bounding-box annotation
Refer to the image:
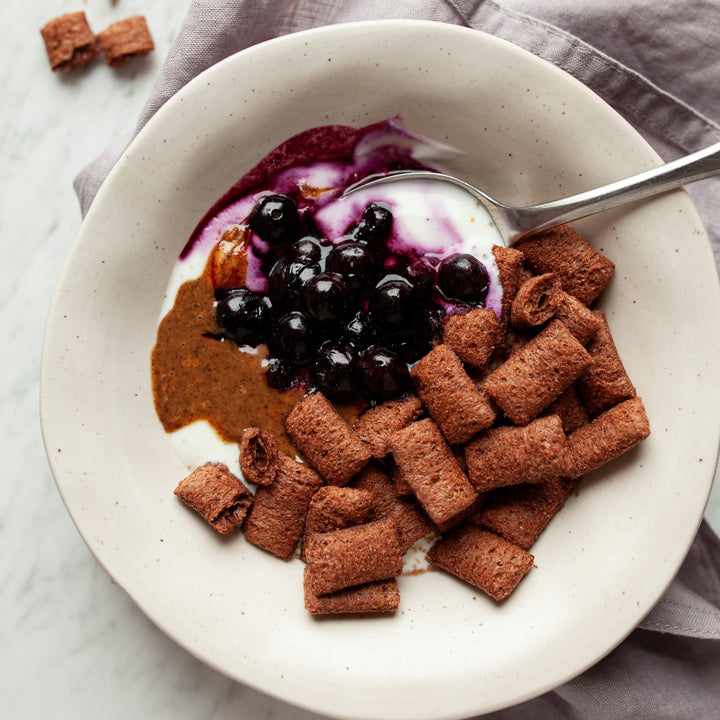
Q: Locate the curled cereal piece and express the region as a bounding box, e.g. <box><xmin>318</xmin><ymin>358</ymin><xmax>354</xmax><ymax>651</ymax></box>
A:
<box><xmin>427</xmin><ymin>526</ymin><xmax>534</xmax><ymax>601</ymax></box>
<box><xmin>304</xmin><ymin>517</ymin><xmax>403</xmax><ymax>596</ymax></box>
<box><xmin>286</xmin><ymin>392</ymin><xmax>371</xmax><ymax>485</ymax></box>
<box><xmin>510</xmin><ymin>273</ymin><xmax>563</xmax><ymax>329</ymax></box>
<box><xmin>239</xmin><ymin>427</ymin><xmax>279</xmax><ymax>486</ymax></box>
<box><xmin>174</xmin><ymin>462</ymin><xmax>253</xmax><ymax>535</ymax></box>
<box><xmin>97</xmin><ymin>16</ymin><xmax>154</xmax><ymax>67</ymax></box>
<box><xmin>483</xmin><ymin>319</ymin><xmax>593</xmax><ymax>425</ymax></box>
<box><xmin>478</xmin><ymin>477</ymin><xmax>578</xmax><ymax>550</ymax></box>
<box><xmin>388</xmin><ymin>418</ymin><xmax>478</xmax><ymax>527</ymax></box>
<box><xmin>410</xmin><ymin>344</ymin><xmax>495</xmax><ymax>445</ymax></box>
<box><xmin>464</xmin><ymin>414</ymin><xmax>571</xmax><ymax>492</ymax></box>
<box><xmin>40</xmin><ymin>12</ymin><xmax>100</xmax><ymax>72</ymax></box>
<box><xmin>243</xmin><ymin>454</ymin><xmax>322</xmax><ymax>559</ymax></box>
<box><xmin>304</xmin><ymin>573</ymin><xmax>400</xmax><ymax>615</ymax></box>
<box><xmin>443</xmin><ymin>308</ymin><xmax>502</xmax><ymax>370</ymax></box>
<box><xmin>352</xmin><ymin>395</ymin><xmax>423</xmax><ymax>458</ymax></box>
<box><xmin>567</xmin><ymin>396</ymin><xmax>650</xmax><ymax>479</ymax></box>
<box><xmin>576</xmin><ymin>310</ymin><xmax>636</xmax><ymax>416</ymax></box>
<box><xmin>516</xmin><ymin>225</ymin><xmax>615</xmax><ymax>306</ymax></box>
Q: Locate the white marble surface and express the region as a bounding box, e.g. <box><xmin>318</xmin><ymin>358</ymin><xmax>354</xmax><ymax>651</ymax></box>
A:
<box><xmin>1</xmin><ymin>2</ymin><xmax>719</xmax><ymax>720</ymax></box>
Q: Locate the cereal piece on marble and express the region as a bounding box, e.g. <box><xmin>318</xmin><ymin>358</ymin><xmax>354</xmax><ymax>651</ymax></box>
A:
<box><xmin>40</xmin><ymin>12</ymin><xmax>100</xmax><ymax>72</ymax></box>
<box><xmin>97</xmin><ymin>16</ymin><xmax>154</xmax><ymax>67</ymax></box>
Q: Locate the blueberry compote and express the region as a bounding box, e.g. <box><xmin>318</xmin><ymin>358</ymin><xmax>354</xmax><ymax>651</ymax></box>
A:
<box><xmin>213</xmin><ymin>192</ymin><xmax>496</xmax><ymax>402</ymax></box>
<box><xmin>152</xmin><ymin>118</ymin><xmax>503</xmax><ymax>456</ymax></box>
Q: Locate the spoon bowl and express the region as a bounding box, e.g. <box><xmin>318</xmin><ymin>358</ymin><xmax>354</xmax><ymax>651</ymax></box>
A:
<box><xmin>345</xmin><ymin>141</ymin><xmax>720</xmax><ymax>246</ymax></box>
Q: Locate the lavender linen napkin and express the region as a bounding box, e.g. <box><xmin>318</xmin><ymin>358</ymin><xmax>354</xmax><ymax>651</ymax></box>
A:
<box><xmin>75</xmin><ymin>1</ymin><xmax>720</xmax><ymax>717</ymax></box>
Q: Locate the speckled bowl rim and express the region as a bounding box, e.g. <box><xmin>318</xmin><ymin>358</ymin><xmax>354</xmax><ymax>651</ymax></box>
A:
<box><xmin>41</xmin><ymin>20</ymin><xmax>720</xmax><ymax>720</ymax></box>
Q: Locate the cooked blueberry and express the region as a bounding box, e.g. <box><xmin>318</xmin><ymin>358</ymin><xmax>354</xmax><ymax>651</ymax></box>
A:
<box><xmin>370</xmin><ymin>277</ymin><xmax>414</xmax><ymax>336</ymax></box>
<box><xmin>276</xmin><ymin>311</ymin><xmax>315</xmax><ymax>365</ymax></box>
<box><xmin>436</xmin><ymin>253</ymin><xmax>489</xmax><ymax>305</ymax></box>
<box><xmin>355</xmin><ymin>202</ymin><xmax>393</xmax><ymax>243</ymax></box>
<box><xmin>343</xmin><ymin>311</ymin><xmax>377</xmax><ymax>347</ymax></box>
<box><xmin>265</xmin><ymin>356</ymin><xmax>295</xmax><ymax>390</ymax></box>
<box><xmin>304</xmin><ymin>272</ymin><xmax>351</xmax><ymax>325</ymax></box>
<box><xmin>360</xmin><ymin>347</ymin><xmax>410</xmax><ymax>401</ymax></box>
<box><xmin>326</xmin><ymin>241</ymin><xmax>375</xmax><ymax>291</ymax></box>
<box><xmin>267</xmin><ymin>256</ymin><xmax>320</xmax><ymax>310</ymax></box>
<box><xmin>405</xmin><ymin>258</ymin><xmax>437</xmax><ymax>299</ymax></box>
<box><xmin>289</xmin><ymin>236</ymin><xmax>323</xmax><ymax>263</ymax></box>
<box><xmin>312</xmin><ymin>343</ymin><xmax>359</xmax><ymax>397</ymax></box>
<box><xmin>249</xmin><ymin>194</ymin><xmax>301</xmax><ymax>247</ymax></box>
<box><xmin>215</xmin><ymin>288</ymin><xmax>269</xmax><ymax>346</ymax></box>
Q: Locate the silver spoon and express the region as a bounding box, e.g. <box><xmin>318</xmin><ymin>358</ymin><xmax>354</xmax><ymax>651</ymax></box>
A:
<box><xmin>345</xmin><ymin>141</ymin><xmax>720</xmax><ymax>246</ymax></box>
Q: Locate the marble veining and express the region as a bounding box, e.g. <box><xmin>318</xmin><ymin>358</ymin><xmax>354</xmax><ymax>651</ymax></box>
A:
<box><xmin>1</xmin><ymin>2</ymin><xmax>718</xmax><ymax>719</ymax></box>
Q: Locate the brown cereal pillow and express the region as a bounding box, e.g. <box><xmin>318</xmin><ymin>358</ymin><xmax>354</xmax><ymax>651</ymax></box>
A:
<box><xmin>97</xmin><ymin>16</ymin><xmax>155</xmax><ymax>67</ymax></box>
<box><xmin>40</xmin><ymin>12</ymin><xmax>100</xmax><ymax>72</ymax></box>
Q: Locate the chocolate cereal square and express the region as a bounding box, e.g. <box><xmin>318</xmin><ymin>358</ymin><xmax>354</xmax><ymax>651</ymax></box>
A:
<box><xmin>479</xmin><ymin>477</ymin><xmax>577</xmax><ymax>550</ymax></box>
<box><xmin>353</xmin><ymin>395</ymin><xmax>424</xmax><ymax>458</ymax></box>
<box><xmin>410</xmin><ymin>344</ymin><xmax>495</xmax><ymax>445</ymax></box>
<box><xmin>97</xmin><ymin>16</ymin><xmax>154</xmax><ymax>68</ymax></box>
<box><xmin>243</xmin><ymin>454</ymin><xmax>322</xmax><ymax>559</ymax></box>
<box><xmin>304</xmin><ymin>517</ymin><xmax>403</xmax><ymax>596</ymax></box>
<box><xmin>40</xmin><ymin>12</ymin><xmax>100</xmax><ymax>72</ymax></box>
<box><xmin>304</xmin><ymin>572</ymin><xmax>400</xmax><ymax>615</ymax></box>
<box><xmin>388</xmin><ymin>418</ymin><xmax>478</xmax><ymax>527</ymax></box>
<box><xmin>286</xmin><ymin>392</ymin><xmax>371</xmax><ymax>485</ymax></box>
<box><xmin>427</xmin><ymin>526</ymin><xmax>534</xmax><ymax>601</ymax></box>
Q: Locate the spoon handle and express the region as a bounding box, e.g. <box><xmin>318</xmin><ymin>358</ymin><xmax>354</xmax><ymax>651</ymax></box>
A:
<box><xmin>514</xmin><ymin>141</ymin><xmax>720</xmax><ymax>236</ymax></box>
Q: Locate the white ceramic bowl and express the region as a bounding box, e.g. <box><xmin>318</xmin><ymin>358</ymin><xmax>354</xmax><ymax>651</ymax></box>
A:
<box><xmin>41</xmin><ymin>20</ymin><xmax>720</xmax><ymax>720</ymax></box>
